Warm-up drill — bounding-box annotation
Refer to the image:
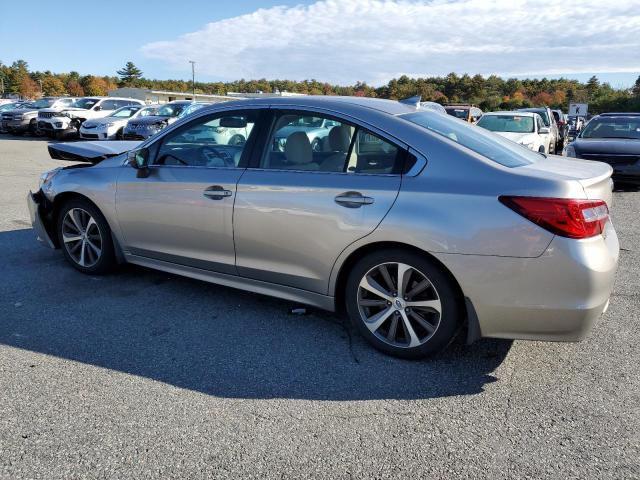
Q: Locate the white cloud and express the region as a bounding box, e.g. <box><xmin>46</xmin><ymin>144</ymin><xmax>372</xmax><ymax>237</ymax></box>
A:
<box><xmin>141</xmin><ymin>0</ymin><xmax>640</xmax><ymax>85</ymax></box>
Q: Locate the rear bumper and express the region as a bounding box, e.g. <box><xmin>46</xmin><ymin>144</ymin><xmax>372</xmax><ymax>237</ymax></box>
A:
<box><xmin>435</xmin><ymin>220</ymin><xmax>619</xmax><ymax>342</ymax></box>
<box><xmin>27</xmin><ymin>191</ymin><xmax>56</xmax><ymax>249</ymax></box>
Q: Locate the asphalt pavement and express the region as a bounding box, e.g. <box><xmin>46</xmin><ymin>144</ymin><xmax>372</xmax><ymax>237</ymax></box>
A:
<box><xmin>0</xmin><ymin>135</ymin><xmax>638</xmax><ymax>479</ymax></box>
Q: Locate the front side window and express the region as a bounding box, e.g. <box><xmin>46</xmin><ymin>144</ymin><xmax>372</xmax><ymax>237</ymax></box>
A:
<box><xmin>153</xmin><ymin>111</ymin><xmax>257</xmax><ymax>168</ymax></box>
<box><xmin>401</xmin><ymin>110</ymin><xmax>539</xmax><ymax>167</ymax></box>
<box><xmin>477</xmin><ymin>115</ymin><xmax>534</xmax><ymax>133</ymax></box>
<box><xmin>261</xmin><ymin>112</ymin><xmax>402</xmax><ymax>174</ymax></box>
<box><xmin>99</xmin><ymin>100</ymin><xmax>118</xmax><ymax>111</ymax></box>
<box><xmin>72</xmin><ymin>98</ymin><xmax>99</xmax><ymax>110</ymax></box>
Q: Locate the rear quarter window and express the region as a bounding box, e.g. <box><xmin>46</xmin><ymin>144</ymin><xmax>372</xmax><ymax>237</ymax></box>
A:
<box><xmin>401</xmin><ymin>111</ymin><xmax>540</xmax><ymax>167</ymax></box>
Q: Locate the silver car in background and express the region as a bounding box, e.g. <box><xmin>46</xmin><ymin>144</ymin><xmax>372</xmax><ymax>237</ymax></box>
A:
<box><xmin>29</xmin><ymin>96</ymin><xmax>618</xmax><ymax>358</ymax></box>
<box><xmin>79</xmin><ymin>105</ymin><xmax>158</xmax><ymax>140</ymax></box>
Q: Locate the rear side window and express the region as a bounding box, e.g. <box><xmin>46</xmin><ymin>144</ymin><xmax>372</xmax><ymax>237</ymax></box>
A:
<box><xmin>401</xmin><ymin>111</ymin><xmax>539</xmax><ymax>167</ymax></box>
<box><xmin>260</xmin><ymin>112</ymin><xmax>404</xmax><ymax>174</ymax></box>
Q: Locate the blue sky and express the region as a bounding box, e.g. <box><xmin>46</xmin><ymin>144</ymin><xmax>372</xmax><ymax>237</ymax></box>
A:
<box><xmin>1</xmin><ymin>0</ymin><xmax>638</xmax><ymax>87</ymax></box>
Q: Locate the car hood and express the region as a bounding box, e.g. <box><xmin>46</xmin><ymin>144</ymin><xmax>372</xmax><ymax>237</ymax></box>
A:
<box><xmin>40</xmin><ymin>107</ymin><xmax>88</xmax><ymax>114</ymax></box>
<box><xmin>127</xmin><ymin>115</ymin><xmax>172</xmax><ymax>126</ymax></box>
<box><xmin>5</xmin><ymin>108</ymin><xmax>38</xmax><ymax>115</ymax></box>
<box><xmin>494</xmin><ymin>132</ymin><xmax>536</xmax><ymax>143</ymax></box>
<box><xmin>572</xmin><ymin>138</ymin><xmax>640</xmax><ymax>155</ymax></box>
<box><xmin>48</xmin><ymin>141</ymin><xmax>142</xmax><ymax>163</ymax></box>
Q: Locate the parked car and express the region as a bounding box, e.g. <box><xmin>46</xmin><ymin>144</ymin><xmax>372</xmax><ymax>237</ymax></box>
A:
<box><xmin>1</xmin><ymin>97</ymin><xmax>75</xmax><ymax>136</ymax></box>
<box><xmin>38</xmin><ymin>97</ymin><xmax>144</xmax><ymax>139</ymax></box>
<box><xmin>0</xmin><ymin>101</ymin><xmax>34</xmax><ymax>132</ymax></box>
<box><xmin>476</xmin><ymin>111</ymin><xmax>551</xmax><ymax>153</ymax></box>
<box><xmin>566</xmin><ymin>112</ymin><xmax>640</xmax><ymax>185</ymax></box>
<box><xmin>444</xmin><ymin>104</ymin><xmax>483</xmax><ymax>123</ymax></box>
<box><xmin>517</xmin><ymin>107</ymin><xmax>560</xmax><ymax>154</ymax></box>
<box><xmin>29</xmin><ymin>96</ymin><xmax>618</xmax><ymax>359</ymax></box>
<box><xmin>122</xmin><ymin>100</ymin><xmax>192</xmax><ymax>140</ymax></box>
<box><xmin>79</xmin><ymin>105</ymin><xmax>158</xmax><ymax>140</ymax></box>
<box><xmin>271</xmin><ymin>115</ymin><xmax>341</xmax><ymax>152</ymax></box>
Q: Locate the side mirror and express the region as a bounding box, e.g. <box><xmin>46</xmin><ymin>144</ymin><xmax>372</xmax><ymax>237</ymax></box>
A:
<box><xmin>539</xmin><ymin>127</ymin><xmax>550</xmax><ymax>134</ymax></box>
<box><xmin>93</xmin><ymin>105</ymin><xmax>102</xmax><ymax>111</ymax></box>
<box><xmin>127</xmin><ymin>148</ymin><xmax>151</xmax><ymax>178</ymax></box>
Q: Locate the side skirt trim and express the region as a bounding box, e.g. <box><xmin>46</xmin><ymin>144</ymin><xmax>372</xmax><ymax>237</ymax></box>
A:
<box><xmin>124</xmin><ymin>253</ymin><xmax>336</xmax><ymax>312</ymax></box>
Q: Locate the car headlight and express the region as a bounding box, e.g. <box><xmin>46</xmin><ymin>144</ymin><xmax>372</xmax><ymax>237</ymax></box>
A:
<box><xmin>103</xmin><ymin>122</ymin><xmax>115</xmax><ymax>128</ymax></box>
<box><xmin>565</xmin><ymin>145</ymin><xmax>577</xmax><ymax>158</ymax></box>
<box><xmin>39</xmin><ymin>167</ymin><xmax>62</xmax><ymax>188</ymax></box>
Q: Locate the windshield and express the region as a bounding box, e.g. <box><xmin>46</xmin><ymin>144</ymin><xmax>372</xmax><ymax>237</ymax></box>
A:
<box><xmin>139</xmin><ymin>106</ymin><xmax>158</xmax><ymax>117</ymax></box>
<box><xmin>520</xmin><ymin>109</ymin><xmax>549</xmax><ymax>126</ymax></box>
<box><xmin>445</xmin><ymin>108</ymin><xmax>469</xmax><ymax>119</ymax></box>
<box><xmin>156</xmin><ymin>104</ymin><xmax>186</xmax><ymax>117</ymax></box>
<box><xmin>177</xmin><ymin>103</ymin><xmax>206</xmax><ymax>118</ymax></box>
<box><xmin>477</xmin><ymin>115</ymin><xmax>534</xmax><ymax>133</ymax></box>
<box><xmin>401</xmin><ymin>111</ymin><xmax>539</xmax><ymax>167</ymax></box>
<box><xmin>71</xmin><ymin>98</ymin><xmax>99</xmax><ymax>110</ymax></box>
<box><xmin>31</xmin><ymin>98</ymin><xmax>55</xmax><ymax>109</ymax></box>
<box><xmin>581</xmin><ymin>117</ymin><xmax>640</xmax><ymax>139</ymax></box>
<box><xmin>109</xmin><ymin>106</ymin><xmax>140</xmax><ymax>118</ymax></box>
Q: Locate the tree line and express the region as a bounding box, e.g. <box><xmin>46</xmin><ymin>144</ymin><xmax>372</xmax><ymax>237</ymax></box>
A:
<box><xmin>2</xmin><ymin>59</ymin><xmax>639</xmax><ymax>114</ymax></box>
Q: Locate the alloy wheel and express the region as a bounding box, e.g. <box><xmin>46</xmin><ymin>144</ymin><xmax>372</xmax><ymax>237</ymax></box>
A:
<box><xmin>357</xmin><ymin>262</ymin><xmax>442</xmax><ymax>348</ymax></box>
<box><xmin>61</xmin><ymin>208</ymin><xmax>103</xmax><ymax>268</ymax></box>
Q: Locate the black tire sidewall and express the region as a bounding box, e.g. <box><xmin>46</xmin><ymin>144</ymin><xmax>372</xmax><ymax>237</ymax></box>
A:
<box><xmin>56</xmin><ymin>198</ymin><xmax>115</xmax><ymax>275</ymax></box>
<box><xmin>345</xmin><ymin>249</ymin><xmax>461</xmax><ymax>359</ymax></box>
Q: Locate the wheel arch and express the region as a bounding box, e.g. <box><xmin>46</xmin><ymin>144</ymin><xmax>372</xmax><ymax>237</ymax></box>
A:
<box><xmin>332</xmin><ymin>241</ymin><xmax>476</xmax><ymax>339</ymax></box>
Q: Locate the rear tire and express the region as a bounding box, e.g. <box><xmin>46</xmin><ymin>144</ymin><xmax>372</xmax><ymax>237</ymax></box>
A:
<box><xmin>345</xmin><ymin>249</ymin><xmax>462</xmax><ymax>359</ymax></box>
<box><xmin>56</xmin><ymin>198</ymin><xmax>116</xmax><ymax>275</ymax></box>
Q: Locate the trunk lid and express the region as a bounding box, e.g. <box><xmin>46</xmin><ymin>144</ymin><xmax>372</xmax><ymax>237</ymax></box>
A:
<box><xmin>517</xmin><ymin>154</ymin><xmax>614</xmax><ymax>206</ymax></box>
<box><xmin>48</xmin><ymin>141</ymin><xmax>141</xmax><ymax>163</ymax></box>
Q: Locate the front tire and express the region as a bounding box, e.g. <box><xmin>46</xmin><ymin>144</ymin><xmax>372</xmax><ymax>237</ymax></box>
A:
<box><xmin>57</xmin><ymin>198</ymin><xmax>116</xmax><ymax>275</ymax></box>
<box><xmin>345</xmin><ymin>249</ymin><xmax>462</xmax><ymax>359</ymax></box>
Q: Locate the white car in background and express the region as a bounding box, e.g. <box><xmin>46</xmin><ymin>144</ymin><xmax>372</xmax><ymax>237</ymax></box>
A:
<box><xmin>79</xmin><ymin>105</ymin><xmax>158</xmax><ymax>140</ymax></box>
<box><xmin>38</xmin><ymin>97</ymin><xmax>144</xmax><ymax>139</ymax></box>
<box><xmin>476</xmin><ymin>111</ymin><xmax>552</xmax><ymax>153</ymax></box>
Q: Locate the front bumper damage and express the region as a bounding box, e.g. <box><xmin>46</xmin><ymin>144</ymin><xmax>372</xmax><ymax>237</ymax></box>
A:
<box><xmin>27</xmin><ymin>190</ymin><xmax>57</xmax><ymax>249</ymax></box>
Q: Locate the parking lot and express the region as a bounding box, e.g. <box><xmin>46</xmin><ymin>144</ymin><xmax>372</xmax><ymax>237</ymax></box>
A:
<box><xmin>0</xmin><ymin>135</ymin><xmax>638</xmax><ymax>479</ymax></box>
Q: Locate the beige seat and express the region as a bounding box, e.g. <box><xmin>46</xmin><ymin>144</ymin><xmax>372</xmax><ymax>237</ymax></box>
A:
<box><xmin>320</xmin><ymin>125</ymin><xmax>352</xmax><ymax>172</ymax></box>
<box><xmin>285</xmin><ymin>131</ymin><xmax>319</xmax><ymax>171</ymax></box>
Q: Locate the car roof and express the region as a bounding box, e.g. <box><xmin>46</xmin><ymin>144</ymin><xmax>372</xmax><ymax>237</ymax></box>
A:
<box><xmin>198</xmin><ymin>95</ymin><xmax>419</xmax><ymax>117</ymax></box>
<box><xmin>598</xmin><ymin>112</ymin><xmax>640</xmax><ymax>117</ymax></box>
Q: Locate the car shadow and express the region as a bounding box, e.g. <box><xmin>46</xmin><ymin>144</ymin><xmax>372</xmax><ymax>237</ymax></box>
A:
<box><xmin>1</xmin><ymin>228</ymin><xmax>512</xmax><ymax>401</ymax></box>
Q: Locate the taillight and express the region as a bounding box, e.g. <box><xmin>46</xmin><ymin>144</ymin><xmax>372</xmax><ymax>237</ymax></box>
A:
<box><xmin>499</xmin><ymin>196</ymin><xmax>609</xmax><ymax>239</ymax></box>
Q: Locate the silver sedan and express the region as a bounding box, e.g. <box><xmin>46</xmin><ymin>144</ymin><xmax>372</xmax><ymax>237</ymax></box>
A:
<box><xmin>29</xmin><ymin>96</ymin><xmax>619</xmax><ymax>358</ymax></box>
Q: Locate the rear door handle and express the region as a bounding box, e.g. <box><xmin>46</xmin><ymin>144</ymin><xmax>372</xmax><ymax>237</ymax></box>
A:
<box><xmin>334</xmin><ymin>191</ymin><xmax>375</xmax><ymax>208</ymax></box>
<box><xmin>203</xmin><ymin>186</ymin><xmax>233</xmax><ymax>200</ymax></box>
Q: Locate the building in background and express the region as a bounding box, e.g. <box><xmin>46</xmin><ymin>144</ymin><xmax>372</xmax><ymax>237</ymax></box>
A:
<box><xmin>107</xmin><ymin>87</ymin><xmax>237</xmax><ymax>104</ymax></box>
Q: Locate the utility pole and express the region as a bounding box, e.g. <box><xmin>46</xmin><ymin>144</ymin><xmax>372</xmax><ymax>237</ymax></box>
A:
<box><xmin>188</xmin><ymin>60</ymin><xmax>196</xmax><ymax>100</ymax></box>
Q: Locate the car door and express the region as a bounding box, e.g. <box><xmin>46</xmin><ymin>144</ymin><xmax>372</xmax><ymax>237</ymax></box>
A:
<box><xmin>233</xmin><ymin>109</ymin><xmax>406</xmax><ymax>294</ymax></box>
<box><xmin>115</xmin><ymin>108</ymin><xmax>262</xmax><ymax>274</ymax></box>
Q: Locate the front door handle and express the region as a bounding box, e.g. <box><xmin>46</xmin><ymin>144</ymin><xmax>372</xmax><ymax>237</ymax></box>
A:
<box><xmin>334</xmin><ymin>191</ymin><xmax>375</xmax><ymax>208</ymax></box>
<box><xmin>203</xmin><ymin>186</ymin><xmax>233</xmax><ymax>200</ymax></box>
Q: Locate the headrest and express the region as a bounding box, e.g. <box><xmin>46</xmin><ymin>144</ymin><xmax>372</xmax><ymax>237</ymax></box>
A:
<box><xmin>285</xmin><ymin>131</ymin><xmax>313</xmax><ymax>164</ymax></box>
<box><xmin>328</xmin><ymin>125</ymin><xmax>351</xmax><ymax>152</ymax></box>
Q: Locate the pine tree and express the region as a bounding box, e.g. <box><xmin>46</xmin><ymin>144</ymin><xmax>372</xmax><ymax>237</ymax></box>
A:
<box><xmin>633</xmin><ymin>75</ymin><xmax>640</xmax><ymax>97</ymax></box>
<box><xmin>116</xmin><ymin>62</ymin><xmax>143</xmax><ymax>86</ymax></box>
